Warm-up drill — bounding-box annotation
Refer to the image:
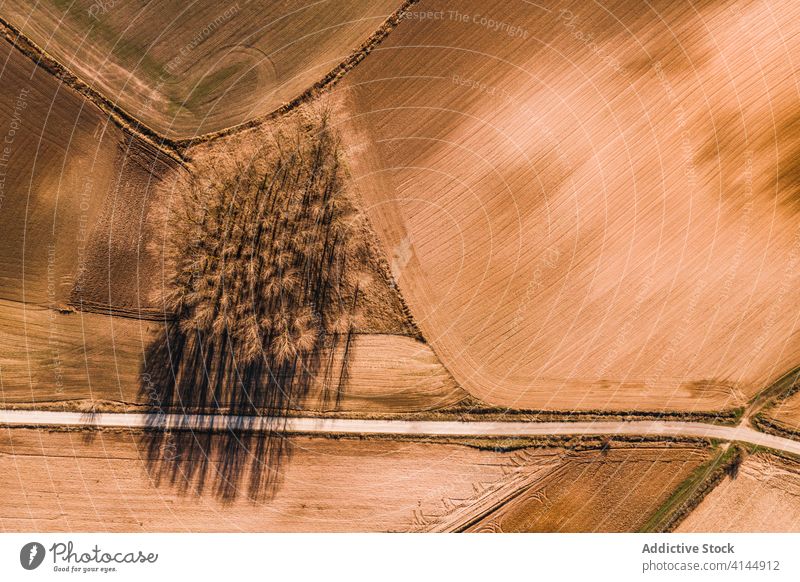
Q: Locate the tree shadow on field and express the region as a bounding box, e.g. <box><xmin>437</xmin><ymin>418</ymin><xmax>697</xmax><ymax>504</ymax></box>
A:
<box><xmin>138</xmin><ymin>115</ymin><xmax>363</xmax><ymax>502</ymax></box>
<box><xmin>139</xmin><ymin>317</ymin><xmax>355</xmax><ymax>502</ymax></box>
<box><xmin>723</xmin><ymin>446</ymin><xmax>746</xmax><ymax>481</ymax></box>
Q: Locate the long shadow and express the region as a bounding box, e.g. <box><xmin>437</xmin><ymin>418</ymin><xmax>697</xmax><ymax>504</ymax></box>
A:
<box><xmin>139</xmin><ymin>319</ymin><xmax>354</xmax><ymax>503</ymax></box>
<box><xmin>138</xmin><ymin>117</ymin><xmax>359</xmax><ymax>502</ymax></box>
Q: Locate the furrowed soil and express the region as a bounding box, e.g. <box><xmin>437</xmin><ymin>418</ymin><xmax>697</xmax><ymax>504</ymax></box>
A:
<box><xmin>0</xmin><ymin>429</ymin><xmax>709</xmax><ymax>532</ymax></box>
<box><xmin>0</xmin><ymin>0</ymin><xmax>400</xmax><ymax>138</ymax></box>
<box><xmin>0</xmin><ymin>29</ymin><xmax>462</xmax><ymax>416</ymax></box>
<box><xmin>0</xmin><ymin>33</ymin><xmax>176</xmax><ymax>309</ymax></box>
<box><xmin>464</xmin><ymin>445</ymin><xmax>711</xmax><ymax>532</ymax></box>
<box><xmin>0</xmin><ymin>32</ymin><xmax>163</xmax><ymax>408</ymax></box>
<box><xmin>760</xmin><ymin>391</ymin><xmax>800</xmax><ymax>436</ymax></box>
<box><xmin>0</xmin><ymin>299</ymin><xmax>461</xmax><ymax>413</ymax></box>
<box><xmin>333</xmin><ymin>0</ymin><xmax>800</xmax><ymax>413</ymax></box>
<box><xmin>677</xmin><ymin>453</ymin><xmax>800</xmax><ymax>532</ymax></box>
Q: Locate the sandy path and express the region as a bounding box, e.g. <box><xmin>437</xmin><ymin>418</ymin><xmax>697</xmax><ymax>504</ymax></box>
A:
<box><xmin>2</xmin><ymin>410</ymin><xmax>800</xmax><ymax>455</ymax></box>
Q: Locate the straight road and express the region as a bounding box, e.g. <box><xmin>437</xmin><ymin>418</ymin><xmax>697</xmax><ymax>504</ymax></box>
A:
<box><xmin>2</xmin><ymin>409</ymin><xmax>800</xmax><ymax>455</ymax></box>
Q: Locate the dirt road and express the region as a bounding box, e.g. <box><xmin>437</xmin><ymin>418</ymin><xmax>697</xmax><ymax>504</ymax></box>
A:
<box><xmin>2</xmin><ymin>410</ymin><xmax>799</xmax><ymax>455</ymax></box>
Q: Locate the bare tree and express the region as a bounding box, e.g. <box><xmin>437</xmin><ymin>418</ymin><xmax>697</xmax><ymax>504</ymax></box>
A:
<box><xmin>142</xmin><ymin>112</ymin><xmax>370</xmax><ymax>500</ymax></box>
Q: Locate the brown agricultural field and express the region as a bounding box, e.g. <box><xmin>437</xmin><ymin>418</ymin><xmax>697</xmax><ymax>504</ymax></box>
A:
<box><xmin>0</xmin><ymin>24</ymin><xmax>466</xmax><ymax>417</ymax></box>
<box><xmin>0</xmin><ymin>33</ymin><xmax>176</xmax><ymax>309</ymax></box>
<box><xmin>333</xmin><ymin>0</ymin><xmax>800</xmax><ymax>413</ymax></box>
<box><xmin>0</xmin><ymin>429</ymin><xmax>710</xmax><ymax>532</ymax></box>
<box><xmin>2</xmin><ymin>0</ymin><xmax>800</xmax><ymax>537</ymax></box>
<box><xmin>677</xmin><ymin>452</ymin><xmax>800</xmax><ymax>532</ymax></box>
<box><xmin>464</xmin><ymin>444</ymin><xmax>711</xmax><ymax>533</ymax></box>
<box><xmin>758</xmin><ymin>387</ymin><xmax>800</xmax><ymax>437</ymax></box>
<box><xmin>0</xmin><ymin>297</ymin><xmax>462</xmax><ymax>413</ymax></box>
<box><xmin>0</xmin><ymin>0</ymin><xmax>401</xmax><ymax>138</ymax></box>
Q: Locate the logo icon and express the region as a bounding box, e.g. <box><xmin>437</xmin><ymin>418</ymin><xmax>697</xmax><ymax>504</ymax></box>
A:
<box><xmin>20</xmin><ymin>542</ymin><xmax>45</xmax><ymax>570</ymax></box>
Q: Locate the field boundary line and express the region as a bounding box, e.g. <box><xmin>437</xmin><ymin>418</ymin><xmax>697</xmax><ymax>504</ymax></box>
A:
<box><xmin>0</xmin><ymin>16</ymin><xmax>185</xmax><ymax>161</ymax></box>
<box><xmin>0</xmin><ymin>0</ymin><xmax>419</xmax><ymax>150</ymax></box>
<box><xmin>173</xmin><ymin>0</ymin><xmax>421</xmax><ymax>147</ymax></box>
